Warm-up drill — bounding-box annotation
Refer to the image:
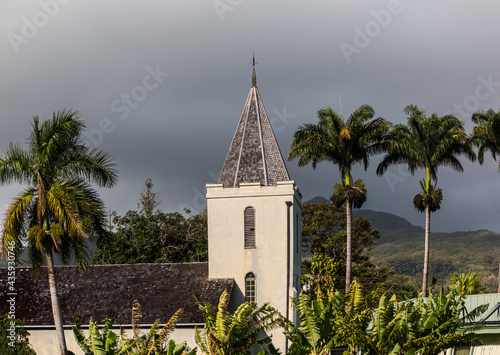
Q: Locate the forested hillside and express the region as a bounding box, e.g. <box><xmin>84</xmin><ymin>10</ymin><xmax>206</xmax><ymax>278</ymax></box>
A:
<box><xmin>353</xmin><ymin>209</ymin><xmax>500</xmax><ymax>290</ymax></box>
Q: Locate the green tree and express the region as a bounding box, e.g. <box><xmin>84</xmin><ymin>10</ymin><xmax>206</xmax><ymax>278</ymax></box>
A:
<box><xmin>301</xmin><ymin>202</ymin><xmax>383</xmax><ymax>296</ymax></box>
<box><xmin>93</xmin><ymin>179</ymin><xmax>208</xmax><ymax>264</ymax></box>
<box><xmin>448</xmin><ymin>271</ymin><xmax>488</xmax><ymax>295</ymax></box>
<box><xmin>138</xmin><ymin>178</ymin><xmax>160</xmax><ymax>218</ymax></box>
<box><xmin>376</xmin><ymin>104</ymin><xmax>475</xmax><ymax>296</ymax></box>
<box><xmin>471</xmin><ymin>108</ymin><xmax>500</xmax><ymax>169</ymax></box>
<box><xmin>301</xmin><ymin>202</ymin><xmax>379</xmax><ymax>261</ymax></box>
<box><xmin>195</xmin><ymin>290</ymin><xmax>284</xmax><ymax>355</ymax></box>
<box><xmin>289</xmin><ymin>105</ymin><xmax>389</xmax><ymax>293</ymax></box>
<box><xmin>351</xmin><ymin>261</ymin><xmax>419</xmax><ymax>301</ymax></box>
<box><xmin>0</xmin><ymin>110</ymin><xmax>117</xmax><ymax>355</ymax></box>
<box><xmin>0</xmin><ymin>314</ymin><xmax>36</xmax><ymax>355</ymax></box>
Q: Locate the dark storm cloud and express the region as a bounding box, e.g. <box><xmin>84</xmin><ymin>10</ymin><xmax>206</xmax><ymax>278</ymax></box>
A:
<box><xmin>1</xmin><ymin>0</ymin><xmax>500</xmax><ymax>232</ymax></box>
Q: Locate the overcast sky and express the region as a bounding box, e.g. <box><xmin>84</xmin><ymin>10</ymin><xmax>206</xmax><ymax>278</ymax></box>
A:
<box><xmin>1</xmin><ymin>0</ymin><xmax>500</xmax><ymax>233</ymax></box>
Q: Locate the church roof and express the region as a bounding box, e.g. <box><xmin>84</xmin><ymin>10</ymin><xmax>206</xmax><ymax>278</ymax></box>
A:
<box><xmin>218</xmin><ymin>66</ymin><xmax>290</xmax><ymax>188</ymax></box>
<box><xmin>0</xmin><ymin>263</ymin><xmax>233</xmax><ymax>326</ymax></box>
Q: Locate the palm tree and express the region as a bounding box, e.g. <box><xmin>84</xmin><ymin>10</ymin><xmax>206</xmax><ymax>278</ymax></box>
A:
<box><xmin>376</xmin><ymin>104</ymin><xmax>474</xmax><ymax>296</ymax></box>
<box><xmin>471</xmin><ymin>108</ymin><xmax>500</xmax><ymax>168</ymax></box>
<box><xmin>0</xmin><ymin>109</ymin><xmax>117</xmax><ymax>355</ymax></box>
<box><xmin>288</xmin><ymin>105</ymin><xmax>389</xmax><ymax>293</ymax></box>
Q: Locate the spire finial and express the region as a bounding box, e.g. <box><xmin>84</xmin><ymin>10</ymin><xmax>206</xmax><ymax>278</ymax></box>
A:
<box><xmin>252</xmin><ymin>52</ymin><xmax>257</xmax><ymax>87</ymax></box>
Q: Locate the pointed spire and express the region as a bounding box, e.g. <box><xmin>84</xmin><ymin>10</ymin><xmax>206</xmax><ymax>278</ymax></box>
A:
<box><xmin>218</xmin><ymin>62</ymin><xmax>290</xmax><ymax>188</ymax></box>
<box><xmin>252</xmin><ymin>53</ymin><xmax>257</xmax><ymax>87</ymax></box>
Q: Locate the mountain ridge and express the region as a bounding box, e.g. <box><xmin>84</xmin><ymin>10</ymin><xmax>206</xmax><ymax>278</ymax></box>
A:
<box><xmin>305</xmin><ymin>197</ymin><xmax>500</xmax><ymax>290</ymax></box>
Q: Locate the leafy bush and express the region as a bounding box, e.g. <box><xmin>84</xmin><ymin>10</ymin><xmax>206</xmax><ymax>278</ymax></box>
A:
<box><xmin>0</xmin><ymin>314</ymin><xmax>36</xmax><ymax>355</ymax></box>
<box><xmin>73</xmin><ymin>300</ymin><xmax>195</xmax><ymax>355</ymax></box>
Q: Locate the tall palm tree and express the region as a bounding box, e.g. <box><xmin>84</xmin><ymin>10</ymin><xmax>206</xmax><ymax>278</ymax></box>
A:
<box><xmin>288</xmin><ymin>105</ymin><xmax>389</xmax><ymax>293</ymax></box>
<box><xmin>471</xmin><ymin>108</ymin><xmax>500</xmax><ymax>169</ymax></box>
<box><xmin>0</xmin><ymin>109</ymin><xmax>117</xmax><ymax>355</ymax></box>
<box><xmin>376</xmin><ymin>104</ymin><xmax>474</xmax><ymax>296</ymax></box>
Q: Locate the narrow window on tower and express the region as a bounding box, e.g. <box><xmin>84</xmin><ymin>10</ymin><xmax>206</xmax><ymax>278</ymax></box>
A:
<box><xmin>245</xmin><ymin>272</ymin><xmax>256</xmax><ymax>305</ymax></box>
<box><xmin>244</xmin><ymin>206</ymin><xmax>256</xmax><ymax>249</ymax></box>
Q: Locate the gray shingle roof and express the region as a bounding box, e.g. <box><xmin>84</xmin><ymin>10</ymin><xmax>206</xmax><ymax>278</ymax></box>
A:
<box><xmin>0</xmin><ymin>262</ymin><xmax>233</xmax><ymax>326</ymax></box>
<box><xmin>218</xmin><ymin>68</ymin><xmax>290</xmax><ymax>188</ymax></box>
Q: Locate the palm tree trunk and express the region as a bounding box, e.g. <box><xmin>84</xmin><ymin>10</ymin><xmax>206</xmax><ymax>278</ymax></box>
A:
<box><xmin>345</xmin><ymin>199</ymin><xmax>352</xmax><ymax>294</ymax></box>
<box><xmin>422</xmin><ymin>205</ymin><xmax>431</xmax><ymax>297</ymax></box>
<box><xmin>497</xmin><ymin>262</ymin><xmax>500</xmax><ymax>293</ymax></box>
<box><xmin>45</xmin><ymin>247</ymin><xmax>68</xmax><ymax>355</ymax></box>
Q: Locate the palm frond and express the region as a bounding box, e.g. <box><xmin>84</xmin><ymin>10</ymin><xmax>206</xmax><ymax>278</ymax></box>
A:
<box><xmin>57</xmin><ymin>145</ymin><xmax>118</xmax><ymax>188</ymax></box>
<box><xmin>0</xmin><ymin>143</ymin><xmax>35</xmax><ymax>185</ymax></box>
<box><xmin>1</xmin><ymin>188</ymin><xmax>36</xmax><ymax>257</ymax></box>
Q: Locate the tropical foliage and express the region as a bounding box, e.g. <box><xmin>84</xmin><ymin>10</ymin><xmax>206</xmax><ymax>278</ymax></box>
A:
<box><xmin>93</xmin><ymin>179</ymin><xmax>208</xmax><ymax>264</ymax></box>
<box><xmin>289</xmin><ymin>104</ymin><xmax>389</xmax><ymax>292</ymax></box>
<box><xmin>287</xmin><ymin>279</ymin><xmax>486</xmax><ymax>355</ymax></box>
<box><xmin>195</xmin><ymin>290</ymin><xmax>284</xmax><ymax>355</ymax></box>
<box><xmin>377</xmin><ymin>104</ymin><xmax>475</xmax><ymax>296</ymax></box>
<box><xmin>332</xmin><ymin>280</ymin><xmax>372</xmax><ymax>354</ymax></box>
<box><xmin>301</xmin><ymin>203</ymin><xmax>379</xmax><ymax>262</ymax></box>
<box><xmin>0</xmin><ymin>314</ymin><xmax>36</xmax><ymax>355</ymax></box>
<box><xmin>301</xmin><ymin>202</ymin><xmax>417</xmax><ymax>300</ymax></box>
<box><xmin>0</xmin><ymin>109</ymin><xmax>117</xmax><ymax>355</ymax></box>
<box><xmin>285</xmin><ymin>291</ymin><xmax>340</xmax><ymax>355</ymax></box>
<box><xmin>471</xmin><ymin>108</ymin><xmax>500</xmax><ymax>169</ymax></box>
<box><xmin>73</xmin><ymin>301</ymin><xmax>194</xmax><ymax>355</ymax></box>
<box><xmin>366</xmin><ymin>287</ymin><xmax>486</xmax><ymax>355</ymax></box>
<box><xmin>448</xmin><ymin>271</ymin><xmax>488</xmax><ymax>295</ymax></box>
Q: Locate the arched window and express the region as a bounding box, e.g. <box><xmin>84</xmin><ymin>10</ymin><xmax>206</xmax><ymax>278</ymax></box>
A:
<box><xmin>244</xmin><ymin>206</ymin><xmax>256</xmax><ymax>249</ymax></box>
<box><xmin>245</xmin><ymin>272</ymin><xmax>256</xmax><ymax>305</ymax></box>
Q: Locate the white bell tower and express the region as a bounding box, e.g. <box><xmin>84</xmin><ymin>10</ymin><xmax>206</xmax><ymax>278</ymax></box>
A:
<box><xmin>206</xmin><ymin>62</ymin><xmax>301</xmax><ymax>352</ymax></box>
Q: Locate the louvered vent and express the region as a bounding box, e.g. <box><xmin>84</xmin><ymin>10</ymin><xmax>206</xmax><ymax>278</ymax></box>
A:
<box><xmin>244</xmin><ymin>206</ymin><xmax>256</xmax><ymax>249</ymax></box>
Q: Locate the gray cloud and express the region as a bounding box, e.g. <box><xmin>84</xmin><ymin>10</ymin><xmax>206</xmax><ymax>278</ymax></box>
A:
<box><xmin>1</xmin><ymin>0</ymin><xmax>500</xmax><ymax>233</ymax></box>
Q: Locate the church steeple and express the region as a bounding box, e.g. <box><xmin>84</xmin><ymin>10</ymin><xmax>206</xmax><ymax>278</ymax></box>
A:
<box><xmin>218</xmin><ymin>62</ymin><xmax>290</xmax><ymax>188</ymax></box>
<box><xmin>208</xmin><ymin>60</ymin><xmax>302</xmax><ymax>353</ymax></box>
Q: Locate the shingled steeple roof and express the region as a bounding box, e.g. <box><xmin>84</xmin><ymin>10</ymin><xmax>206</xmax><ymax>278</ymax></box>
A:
<box><xmin>218</xmin><ymin>63</ymin><xmax>290</xmax><ymax>188</ymax></box>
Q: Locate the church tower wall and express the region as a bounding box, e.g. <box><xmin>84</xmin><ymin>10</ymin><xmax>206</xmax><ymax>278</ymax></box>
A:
<box><xmin>207</xmin><ymin>181</ymin><xmax>301</xmax><ymax>352</ymax></box>
<box><xmin>206</xmin><ymin>62</ymin><xmax>302</xmax><ymax>352</ymax></box>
